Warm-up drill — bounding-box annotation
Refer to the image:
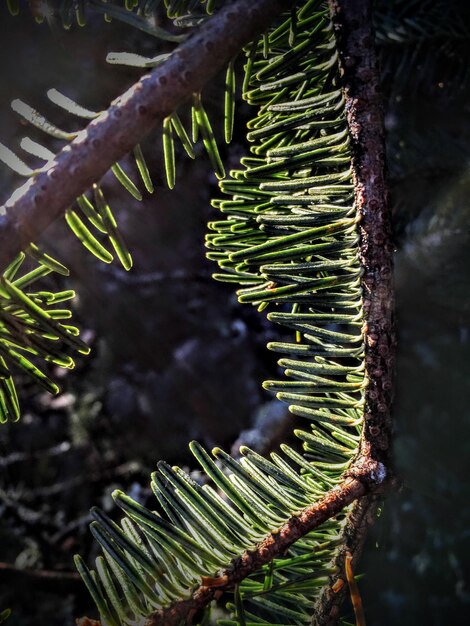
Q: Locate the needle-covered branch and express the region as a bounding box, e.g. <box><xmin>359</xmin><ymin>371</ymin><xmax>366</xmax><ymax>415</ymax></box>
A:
<box><xmin>144</xmin><ymin>476</ymin><xmax>369</xmax><ymax>626</ymax></box>
<box><xmin>0</xmin><ymin>0</ymin><xmax>292</xmax><ymax>272</ymax></box>
<box><xmin>328</xmin><ymin>0</ymin><xmax>395</xmax><ymax>466</ymax></box>
<box><xmin>78</xmin><ymin>461</ymin><xmax>387</xmax><ymax>626</ymax></box>
<box><xmin>310</xmin><ymin>1</ymin><xmax>395</xmax><ymax>623</ymax></box>
<box><xmin>3</xmin><ymin>2</ymin><xmax>396</xmax><ymax>624</ymax></box>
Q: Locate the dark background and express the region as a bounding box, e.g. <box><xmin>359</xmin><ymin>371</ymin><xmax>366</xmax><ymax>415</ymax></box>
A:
<box><xmin>0</xmin><ymin>3</ymin><xmax>469</xmax><ymax>625</ymax></box>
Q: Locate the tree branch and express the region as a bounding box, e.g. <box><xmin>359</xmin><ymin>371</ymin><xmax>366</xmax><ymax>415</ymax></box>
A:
<box><xmin>78</xmin><ymin>460</ymin><xmax>390</xmax><ymax>626</ymax></box>
<box><xmin>308</xmin><ymin>1</ymin><xmax>396</xmax><ymax>623</ymax></box>
<box><xmin>311</xmin><ymin>496</ymin><xmax>379</xmax><ymax>625</ymax></box>
<box><xmin>0</xmin><ymin>562</ymin><xmax>84</xmax><ymax>595</ymax></box>
<box><xmin>0</xmin><ymin>0</ymin><xmax>292</xmax><ymax>273</ymax></box>
<box><xmin>23</xmin><ymin>1</ymin><xmax>395</xmax><ymax>623</ymax></box>
<box><xmin>328</xmin><ymin>0</ymin><xmax>395</xmax><ymax>469</ymax></box>
<box><xmin>144</xmin><ymin>468</ymin><xmax>385</xmax><ymax>626</ymax></box>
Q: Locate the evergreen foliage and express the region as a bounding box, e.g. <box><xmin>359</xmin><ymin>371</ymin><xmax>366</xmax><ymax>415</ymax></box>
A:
<box><xmin>69</xmin><ymin>3</ymin><xmax>365</xmax><ymax>623</ymax></box>
<box><xmin>0</xmin><ymin>1</ymin><xmax>382</xmax><ymax>624</ymax></box>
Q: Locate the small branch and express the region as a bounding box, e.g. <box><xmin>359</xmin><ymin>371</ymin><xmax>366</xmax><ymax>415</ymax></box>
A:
<box><xmin>328</xmin><ymin>0</ymin><xmax>395</xmax><ymax>469</ymax></box>
<box><xmin>0</xmin><ymin>0</ymin><xmax>292</xmax><ymax>273</ymax></box>
<box><xmin>143</xmin><ymin>465</ymin><xmax>385</xmax><ymax>626</ymax></box>
<box><xmin>311</xmin><ymin>496</ymin><xmax>379</xmax><ymax>626</ymax></box>
<box><xmin>0</xmin><ymin>562</ymin><xmax>83</xmax><ymax>595</ymax></box>
<box><xmin>78</xmin><ymin>466</ymin><xmax>388</xmax><ymax>626</ymax></box>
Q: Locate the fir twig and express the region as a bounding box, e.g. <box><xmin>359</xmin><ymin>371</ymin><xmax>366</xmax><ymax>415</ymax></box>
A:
<box><xmin>80</xmin><ymin>462</ymin><xmax>388</xmax><ymax>626</ymax></box>
<box><xmin>0</xmin><ymin>0</ymin><xmax>293</xmax><ymax>272</ymax></box>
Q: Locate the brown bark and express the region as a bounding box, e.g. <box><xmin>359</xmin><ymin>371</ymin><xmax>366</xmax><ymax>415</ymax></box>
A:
<box><xmin>328</xmin><ymin>0</ymin><xmax>395</xmax><ymax>470</ymax></box>
<box><xmin>0</xmin><ymin>0</ymin><xmax>293</xmax><ymax>273</ymax></box>
<box><xmin>309</xmin><ymin>1</ymin><xmax>396</xmax><ymax>623</ymax></box>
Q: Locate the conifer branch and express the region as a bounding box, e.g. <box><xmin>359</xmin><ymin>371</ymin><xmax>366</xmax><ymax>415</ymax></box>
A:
<box><xmin>0</xmin><ymin>0</ymin><xmax>292</xmax><ymax>273</ymax></box>
<box><xmin>145</xmin><ymin>477</ymin><xmax>368</xmax><ymax>626</ymax></box>
<box><xmin>328</xmin><ymin>0</ymin><xmax>395</xmax><ymax>468</ymax></box>
<box><xmin>309</xmin><ymin>1</ymin><xmax>395</xmax><ymax>622</ymax></box>
<box><xmin>2</xmin><ymin>2</ymin><xmax>396</xmax><ymax>623</ymax></box>
<box><xmin>79</xmin><ymin>460</ymin><xmax>389</xmax><ymax>626</ymax></box>
<box><xmin>140</xmin><ymin>470</ymin><xmax>383</xmax><ymax>626</ymax></box>
<box><xmin>151</xmin><ymin>464</ymin><xmax>390</xmax><ymax>626</ymax></box>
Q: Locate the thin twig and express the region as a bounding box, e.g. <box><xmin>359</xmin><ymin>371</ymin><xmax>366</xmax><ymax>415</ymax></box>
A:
<box><xmin>0</xmin><ymin>0</ymin><xmax>293</xmax><ymax>272</ymax></box>
<box><xmin>0</xmin><ymin>562</ymin><xmax>83</xmax><ymax>595</ymax></box>
<box><xmin>345</xmin><ymin>550</ymin><xmax>367</xmax><ymax>626</ymax></box>
<box><xmin>143</xmin><ymin>467</ymin><xmax>384</xmax><ymax>626</ymax></box>
<box><xmin>78</xmin><ymin>461</ymin><xmax>388</xmax><ymax>626</ymax></box>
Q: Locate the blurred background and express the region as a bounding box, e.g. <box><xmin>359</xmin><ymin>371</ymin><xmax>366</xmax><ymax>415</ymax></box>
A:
<box><xmin>0</xmin><ymin>2</ymin><xmax>469</xmax><ymax>625</ymax></box>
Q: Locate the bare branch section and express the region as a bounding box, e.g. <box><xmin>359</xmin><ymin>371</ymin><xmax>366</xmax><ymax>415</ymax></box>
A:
<box><xmin>0</xmin><ymin>0</ymin><xmax>291</xmax><ymax>273</ymax></box>
<box><xmin>0</xmin><ymin>561</ymin><xmax>83</xmax><ymax>595</ymax></box>
<box><xmin>311</xmin><ymin>496</ymin><xmax>379</xmax><ymax>626</ymax></box>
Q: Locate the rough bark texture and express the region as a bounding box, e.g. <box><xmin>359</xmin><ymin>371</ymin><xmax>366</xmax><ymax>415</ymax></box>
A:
<box><xmin>328</xmin><ymin>0</ymin><xmax>395</xmax><ymax>470</ymax></box>
<box><xmin>310</xmin><ymin>1</ymin><xmax>395</xmax><ymax>623</ymax></box>
<box><xmin>0</xmin><ymin>0</ymin><xmax>292</xmax><ymax>273</ymax></box>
